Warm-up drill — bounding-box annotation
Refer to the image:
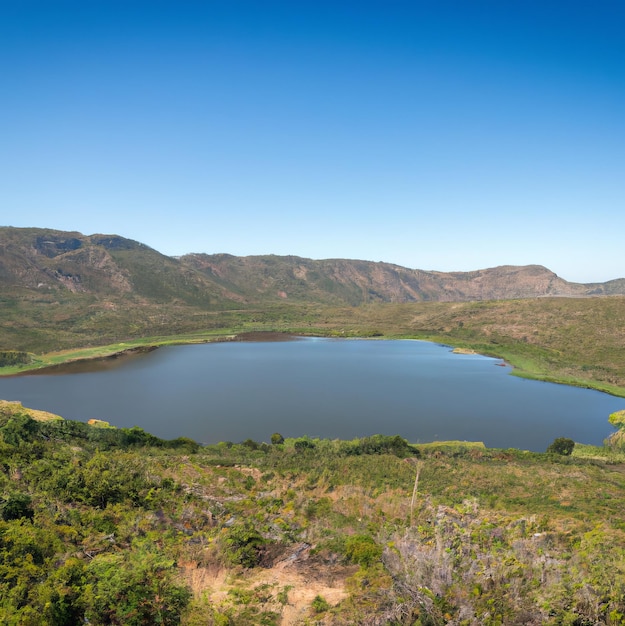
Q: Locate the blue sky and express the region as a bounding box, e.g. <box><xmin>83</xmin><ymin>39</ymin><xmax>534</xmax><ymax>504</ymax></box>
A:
<box><xmin>1</xmin><ymin>1</ymin><xmax>623</xmax><ymax>282</ymax></box>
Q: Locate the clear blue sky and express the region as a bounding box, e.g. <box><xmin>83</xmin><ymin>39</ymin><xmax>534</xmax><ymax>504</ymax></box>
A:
<box><xmin>1</xmin><ymin>1</ymin><xmax>623</xmax><ymax>282</ymax></box>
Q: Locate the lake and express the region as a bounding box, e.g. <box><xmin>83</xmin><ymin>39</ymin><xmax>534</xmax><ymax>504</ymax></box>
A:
<box><xmin>1</xmin><ymin>338</ymin><xmax>623</xmax><ymax>451</ymax></box>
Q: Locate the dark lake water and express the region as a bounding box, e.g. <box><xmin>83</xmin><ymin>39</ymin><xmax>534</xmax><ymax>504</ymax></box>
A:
<box><xmin>1</xmin><ymin>338</ymin><xmax>623</xmax><ymax>451</ymax></box>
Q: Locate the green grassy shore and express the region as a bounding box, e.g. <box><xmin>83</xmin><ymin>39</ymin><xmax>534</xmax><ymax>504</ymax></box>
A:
<box><xmin>3</xmin><ymin>318</ymin><xmax>625</xmax><ymax>399</ymax></box>
<box><xmin>2</xmin><ymin>297</ymin><xmax>625</xmax><ymax>395</ymax></box>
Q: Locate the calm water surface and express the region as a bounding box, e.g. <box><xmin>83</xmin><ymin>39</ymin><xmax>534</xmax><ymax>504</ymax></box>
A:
<box><xmin>1</xmin><ymin>338</ymin><xmax>623</xmax><ymax>451</ymax></box>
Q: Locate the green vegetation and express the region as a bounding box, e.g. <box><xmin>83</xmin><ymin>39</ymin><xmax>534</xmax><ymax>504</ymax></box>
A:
<box><xmin>3</xmin><ymin>402</ymin><xmax>625</xmax><ymax>624</ymax></box>
<box><xmin>609</xmin><ymin>409</ymin><xmax>625</xmax><ymax>428</ymax></box>
<box><xmin>311</xmin><ymin>595</ymin><xmax>331</xmax><ymax>614</ymax></box>
<box><xmin>0</xmin><ymin>351</ymin><xmax>30</xmax><ymax>367</ymax></box>
<box><xmin>546</xmin><ymin>437</ymin><xmax>576</xmax><ymax>455</ymax></box>
<box><xmin>607</xmin><ymin>410</ymin><xmax>625</xmax><ymax>448</ymax></box>
<box><xmin>271</xmin><ymin>432</ymin><xmax>285</xmax><ymax>445</ymax></box>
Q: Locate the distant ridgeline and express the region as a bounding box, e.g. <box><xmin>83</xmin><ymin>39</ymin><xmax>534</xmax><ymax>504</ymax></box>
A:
<box><xmin>0</xmin><ymin>351</ymin><xmax>30</xmax><ymax>367</ymax></box>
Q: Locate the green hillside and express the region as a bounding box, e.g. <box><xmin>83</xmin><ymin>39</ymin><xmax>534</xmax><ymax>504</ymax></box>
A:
<box><xmin>3</xmin><ymin>404</ymin><xmax>625</xmax><ymax>625</ymax></box>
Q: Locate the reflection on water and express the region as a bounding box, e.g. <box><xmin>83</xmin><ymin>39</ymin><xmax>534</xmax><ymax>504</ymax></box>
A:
<box><xmin>0</xmin><ymin>338</ymin><xmax>622</xmax><ymax>451</ymax></box>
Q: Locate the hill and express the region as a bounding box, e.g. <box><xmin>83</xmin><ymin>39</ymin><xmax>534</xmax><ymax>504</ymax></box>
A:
<box><xmin>181</xmin><ymin>253</ymin><xmax>615</xmax><ymax>304</ymax></box>
<box><xmin>2</xmin><ymin>227</ymin><xmax>623</xmax><ymax>312</ymax></box>
<box><xmin>3</xmin><ymin>406</ymin><xmax>625</xmax><ymax>625</ymax></box>
<box><xmin>0</xmin><ymin>227</ymin><xmax>245</xmax><ymax>351</ymax></box>
<box><xmin>0</xmin><ymin>227</ymin><xmax>241</xmax><ymax>306</ymax></box>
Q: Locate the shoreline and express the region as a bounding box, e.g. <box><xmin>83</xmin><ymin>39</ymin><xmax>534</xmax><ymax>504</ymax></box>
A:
<box><xmin>7</xmin><ymin>345</ymin><xmax>160</xmax><ymax>377</ymax></box>
<box><xmin>1</xmin><ymin>331</ymin><xmax>301</xmax><ymax>377</ymax></box>
<box><xmin>1</xmin><ymin>330</ymin><xmax>624</xmax><ymax>399</ymax></box>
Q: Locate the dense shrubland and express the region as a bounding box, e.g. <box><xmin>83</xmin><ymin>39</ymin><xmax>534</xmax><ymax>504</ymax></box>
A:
<box><xmin>0</xmin><ymin>351</ymin><xmax>29</xmax><ymax>367</ymax></box>
<box><xmin>2</xmin><ymin>408</ymin><xmax>625</xmax><ymax>624</ymax></box>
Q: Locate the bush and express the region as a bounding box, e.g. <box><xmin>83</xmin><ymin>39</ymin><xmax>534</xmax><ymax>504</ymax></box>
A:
<box><xmin>311</xmin><ymin>594</ymin><xmax>330</xmax><ymax>613</ymax></box>
<box><xmin>1</xmin><ymin>493</ymin><xmax>34</xmax><ymax>521</ymax></box>
<box><xmin>83</xmin><ymin>550</ymin><xmax>191</xmax><ymax>625</ymax></box>
<box><xmin>294</xmin><ymin>438</ymin><xmax>316</xmax><ymax>451</ymax></box>
<box><xmin>547</xmin><ymin>437</ymin><xmax>575</xmax><ymax>455</ymax></box>
<box><xmin>271</xmin><ymin>432</ymin><xmax>285</xmax><ymax>445</ymax></box>
<box><xmin>609</xmin><ymin>410</ymin><xmax>625</xmax><ymax>428</ymax></box>
<box><xmin>223</xmin><ymin>522</ymin><xmax>267</xmax><ymax>568</ymax></box>
<box><xmin>344</xmin><ymin>534</ymin><xmax>383</xmax><ymax>567</ymax></box>
<box><xmin>0</xmin><ymin>351</ymin><xmax>30</xmax><ymax>367</ymax></box>
<box><xmin>341</xmin><ymin>434</ymin><xmax>416</xmax><ymax>457</ymax></box>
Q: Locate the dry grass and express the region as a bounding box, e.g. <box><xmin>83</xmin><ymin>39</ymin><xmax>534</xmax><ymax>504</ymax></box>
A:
<box><xmin>0</xmin><ymin>399</ymin><xmax>63</xmax><ymax>421</ymax></box>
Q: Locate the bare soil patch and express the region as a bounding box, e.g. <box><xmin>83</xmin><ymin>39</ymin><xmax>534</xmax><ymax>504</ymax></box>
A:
<box><xmin>180</xmin><ymin>543</ymin><xmax>355</xmax><ymax>624</ymax></box>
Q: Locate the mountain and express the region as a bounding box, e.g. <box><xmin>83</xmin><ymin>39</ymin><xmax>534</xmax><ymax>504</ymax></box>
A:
<box><xmin>0</xmin><ymin>227</ymin><xmax>241</xmax><ymax>307</ymax></box>
<box><xmin>179</xmin><ymin>253</ymin><xmax>620</xmax><ymax>304</ymax></box>
<box><xmin>1</xmin><ymin>227</ymin><xmax>623</xmax><ymax>308</ymax></box>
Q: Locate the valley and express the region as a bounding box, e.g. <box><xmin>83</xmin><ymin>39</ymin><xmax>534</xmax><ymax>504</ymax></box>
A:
<box><xmin>2</xmin><ymin>227</ymin><xmax>625</xmax><ymax>624</ymax></box>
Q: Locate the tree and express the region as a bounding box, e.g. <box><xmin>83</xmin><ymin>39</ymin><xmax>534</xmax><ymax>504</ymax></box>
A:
<box><xmin>1</xmin><ymin>493</ymin><xmax>34</xmax><ymax>521</ymax></box>
<box><xmin>547</xmin><ymin>437</ymin><xmax>575</xmax><ymax>456</ymax></box>
<box><xmin>270</xmin><ymin>432</ymin><xmax>284</xmax><ymax>445</ymax></box>
<box><xmin>84</xmin><ymin>549</ymin><xmax>190</xmax><ymax>625</ymax></box>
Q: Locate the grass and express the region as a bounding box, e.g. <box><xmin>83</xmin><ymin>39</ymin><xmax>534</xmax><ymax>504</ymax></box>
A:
<box><xmin>0</xmin><ymin>399</ymin><xmax>63</xmax><ymax>422</ymax></box>
<box><xmin>414</xmin><ymin>440</ymin><xmax>486</xmax><ymax>451</ymax></box>
<box><xmin>0</xmin><ymin>330</ymin><xmax>239</xmax><ymax>375</ymax></box>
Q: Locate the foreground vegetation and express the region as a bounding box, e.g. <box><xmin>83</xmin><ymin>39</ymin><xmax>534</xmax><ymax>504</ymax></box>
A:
<box><xmin>3</xmin><ymin>401</ymin><xmax>625</xmax><ymax>625</ymax></box>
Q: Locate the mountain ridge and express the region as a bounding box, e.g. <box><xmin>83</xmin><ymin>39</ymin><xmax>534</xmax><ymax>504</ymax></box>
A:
<box><xmin>179</xmin><ymin>252</ymin><xmax>621</xmax><ymax>304</ymax></box>
<box><xmin>1</xmin><ymin>226</ymin><xmax>623</xmax><ymax>306</ymax></box>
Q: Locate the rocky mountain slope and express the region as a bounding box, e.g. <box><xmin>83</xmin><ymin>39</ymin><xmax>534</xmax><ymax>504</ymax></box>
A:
<box><xmin>1</xmin><ymin>227</ymin><xmax>623</xmax><ymax>306</ymax></box>
<box><xmin>183</xmin><ymin>253</ymin><xmax>621</xmax><ymax>304</ymax></box>
<box><xmin>0</xmin><ymin>227</ymin><xmax>242</xmax><ymax>307</ymax></box>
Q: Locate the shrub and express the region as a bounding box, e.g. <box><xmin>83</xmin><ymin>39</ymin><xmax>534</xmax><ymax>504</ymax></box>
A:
<box><xmin>1</xmin><ymin>493</ymin><xmax>34</xmax><ymax>521</ymax></box>
<box><xmin>311</xmin><ymin>595</ymin><xmax>330</xmax><ymax>613</ymax></box>
<box><xmin>223</xmin><ymin>522</ymin><xmax>267</xmax><ymax>568</ymax></box>
<box><xmin>609</xmin><ymin>410</ymin><xmax>625</xmax><ymax>429</ymax></box>
<box><xmin>294</xmin><ymin>438</ymin><xmax>316</xmax><ymax>451</ymax></box>
<box><xmin>0</xmin><ymin>351</ymin><xmax>30</xmax><ymax>367</ymax></box>
<box><xmin>547</xmin><ymin>437</ymin><xmax>575</xmax><ymax>455</ymax></box>
<box><xmin>341</xmin><ymin>434</ymin><xmax>416</xmax><ymax>457</ymax></box>
<box><xmin>344</xmin><ymin>534</ymin><xmax>383</xmax><ymax>567</ymax></box>
<box><xmin>83</xmin><ymin>550</ymin><xmax>191</xmax><ymax>625</ymax></box>
<box><xmin>271</xmin><ymin>433</ymin><xmax>285</xmax><ymax>445</ymax></box>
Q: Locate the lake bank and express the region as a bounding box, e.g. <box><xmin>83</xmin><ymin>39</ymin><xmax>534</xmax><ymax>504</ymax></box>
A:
<box><xmin>0</xmin><ymin>338</ymin><xmax>622</xmax><ymax>451</ymax></box>
<box><xmin>1</xmin><ymin>326</ymin><xmax>624</xmax><ymax>399</ymax></box>
<box><xmin>0</xmin><ymin>330</ymin><xmax>302</xmax><ymax>377</ymax></box>
<box><xmin>1</xmin><ymin>328</ymin><xmax>624</xmax><ymax>399</ymax></box>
